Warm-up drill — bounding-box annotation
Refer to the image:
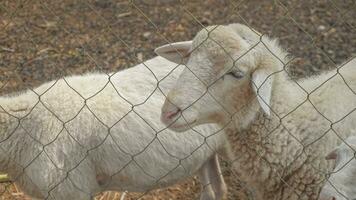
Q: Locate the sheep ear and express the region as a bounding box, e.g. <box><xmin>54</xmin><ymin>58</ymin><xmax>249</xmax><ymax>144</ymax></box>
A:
<box><xmin>252</xmin><ymin>69</ymin><xmax>273</xmax><ymax>116</ymax></box>
<box><xmin>154</xmin><ymin>41</ymin><xmax>192</xmax><ymax>64</ymax></box>
<box><xmin>326</xmin><ymin>149</ymin><xmax>338</xmax><ymax>160</ymax></box>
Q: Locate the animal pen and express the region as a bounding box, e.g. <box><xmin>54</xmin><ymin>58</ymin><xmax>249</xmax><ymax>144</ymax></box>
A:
<box><xmin>0</xmin><ymin>0</ymin><xmax>356</xmax><ymax>199</ymax></box>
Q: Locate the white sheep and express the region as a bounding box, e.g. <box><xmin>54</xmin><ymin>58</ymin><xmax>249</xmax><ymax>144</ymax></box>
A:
<box><xmin>319</xmin><ymin>136</ymin><xmax>356</xmax><ymax>200</ymax></box>
<box><xmin>155</xmin><ymin>23</ymin><xmax>356</xmax><ymax>200</ymax></box>
<box><xmin>0</xmin><ymin>56</ymin><xmax>228</xmax><ymax>200</ymax></box>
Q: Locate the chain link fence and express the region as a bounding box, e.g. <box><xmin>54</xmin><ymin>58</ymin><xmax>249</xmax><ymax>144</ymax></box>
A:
<box><xmin>0</xmin><ymin>0</ymin><xmax>355</xmax><ymax>199</ymax></box>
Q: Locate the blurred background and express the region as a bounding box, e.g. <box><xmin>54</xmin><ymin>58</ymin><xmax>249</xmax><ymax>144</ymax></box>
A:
<box><xmin>0</xmin><ymin>0</ymin><xmax>355</xmax><ymax>199</ymax></box>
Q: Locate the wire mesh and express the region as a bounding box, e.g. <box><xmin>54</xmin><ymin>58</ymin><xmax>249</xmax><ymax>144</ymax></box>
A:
<box><xmin>0</xmin><ymin>0</ymin><xmax>355</xmax><ymax>199</ymax></box>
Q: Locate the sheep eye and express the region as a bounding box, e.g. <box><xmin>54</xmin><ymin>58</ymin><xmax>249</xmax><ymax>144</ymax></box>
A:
<box><xmin>227</xmin><ymin>70</ymin><xmax>244</xmax><ymax>79</ymax></box>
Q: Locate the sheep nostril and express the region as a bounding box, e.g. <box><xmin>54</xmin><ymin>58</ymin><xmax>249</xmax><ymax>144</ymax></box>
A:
<box><xmin>331</xmin><ymin>197</ymin><xmax>336</xmax><ymax>200</ymax></box>
<box><xmin>164</xmin><ymin>108</ymin><xmax>181</xmax><ymax>120</ymax></box>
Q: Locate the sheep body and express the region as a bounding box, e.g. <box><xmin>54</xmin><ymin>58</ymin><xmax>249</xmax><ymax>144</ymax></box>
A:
<box><xmin>223</xmin><ymin>56</ymin><xmax>356</xmax><ymax>200</ymax></box>
<box><xmin>156</xmin><ymin>23</ymin><xmax>356</xmax><ymax>200</ymax></box>
<box><xmin>0</xmin><ymin>56</ymin><xmax>227</xmax><ymax>199</ymax></box>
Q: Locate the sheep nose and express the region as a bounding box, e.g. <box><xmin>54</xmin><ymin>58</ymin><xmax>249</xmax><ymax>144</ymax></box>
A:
<box><xmin>161</xmin><ymin>100</ymin><xmax>181</xmax><ymax>123</ymax></box>
<box><xmin>331</xmin><ymin>197</ymin><xmax>336</xmax><ymax>200</ymax></box>
<box><xmin>162</xmin><ymin>107</ymin><xmax>181</xmax><ymax>121</ymax></box>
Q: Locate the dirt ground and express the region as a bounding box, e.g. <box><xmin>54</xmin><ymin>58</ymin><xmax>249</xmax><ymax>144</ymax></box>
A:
<box><xmin>0</xmin><ymin>0</ymin><xmax>355</xmax><ymax>199</ymax></box>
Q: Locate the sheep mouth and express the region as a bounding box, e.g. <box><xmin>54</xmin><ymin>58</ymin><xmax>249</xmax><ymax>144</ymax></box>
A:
<box><xmin>168</xmin><ymin>120</ymin><xmax>197</xmax><ymax>131</ymax></box>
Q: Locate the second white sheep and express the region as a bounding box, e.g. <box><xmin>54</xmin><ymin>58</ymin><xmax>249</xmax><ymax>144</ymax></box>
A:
<box><xmin>156</xmin><ymin>23</ymin><xmax>356</xmax><ymax>200</ymax></box>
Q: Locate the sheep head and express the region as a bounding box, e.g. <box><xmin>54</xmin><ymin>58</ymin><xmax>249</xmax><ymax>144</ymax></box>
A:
<box><xmin>156</xmin><ymin>24</ymin><xmax>280</xmax><ymax>132</ymax></box>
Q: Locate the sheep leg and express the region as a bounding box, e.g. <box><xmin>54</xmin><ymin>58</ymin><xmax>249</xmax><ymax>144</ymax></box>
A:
<box><xmin>198</xmin><ymin>153</ymin><xmax>227</xmax><ymax>200</ymax></box>
<box><xmin>198</xmin><ymin>159</ymin><xmax>216</xmax><ymax>200</ymax></box>
<box><xmin>207</xmin><ymin>154</ymin><xmax>227</xmax><ymax>200</ymax></box>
